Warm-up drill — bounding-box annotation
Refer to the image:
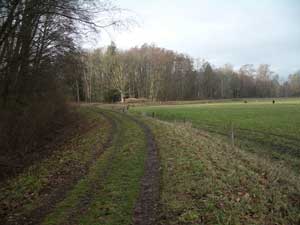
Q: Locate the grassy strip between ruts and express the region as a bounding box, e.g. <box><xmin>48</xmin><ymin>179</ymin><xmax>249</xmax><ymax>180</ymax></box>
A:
<box><xmin>0</xmin><ymin>106</ymin><xmax>111</xmax><ymax>224</ymax></box>
<box><xmin>43</xmin><ymin>110</ymin><xmax>147</xmax><ymax>225</ymax></box>
<box><xmin>142</xmin><ymin>117</ymin><xmax>300</xmax><ymax>225</ymax></box>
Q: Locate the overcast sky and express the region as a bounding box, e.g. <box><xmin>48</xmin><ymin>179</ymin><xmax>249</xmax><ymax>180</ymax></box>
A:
<box><xmin>85</xmin><ymin>0</ymin><xmax>300</xmax><ymax>78</ymax></box>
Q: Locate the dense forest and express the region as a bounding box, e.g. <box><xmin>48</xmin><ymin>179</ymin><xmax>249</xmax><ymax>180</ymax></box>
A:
<box><xmin>0</xmin><ymin>0</ymin><xmax>299</xmax><ymax>164</ymax></box>
<box><xmin>68</xmin><ymin>42</ymin><xmax>300</xmax><ymax>103</ymax></box>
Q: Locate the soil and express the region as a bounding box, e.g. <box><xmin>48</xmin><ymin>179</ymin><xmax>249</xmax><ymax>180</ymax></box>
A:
<box><xmin>130</xmin><ymin>115</ymin><xmax>160</xmax><ymax>225</ymax></box>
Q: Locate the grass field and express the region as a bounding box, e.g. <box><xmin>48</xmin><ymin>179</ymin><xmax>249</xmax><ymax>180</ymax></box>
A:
<box><xmin>130</xmin><ymin>98</ymin><xmax>300</xmax><ymax>172</ymax></box>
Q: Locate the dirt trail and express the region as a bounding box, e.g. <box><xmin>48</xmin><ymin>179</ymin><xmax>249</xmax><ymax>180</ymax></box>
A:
<box><xmin>67</xmin><ymin>111</ymin><xmax>160</xmax><ymax>225</ymax></box>
<box><xmin>130</xmin><ymin>115</ymin><xmax>160</xmax><ymax>225</ymax></box>
<box><xmin>5</xmin><ymin>110</ymin><xmax>160</xmax><ymax>225</ymax></box>
<box><xmin>8</xmin><ymin>110</ymin><xmax>117</xmax><ymax>225</ymax></box>
<box><xmin>66</xmin><ymin>112</ymin><xmax>122</xmax><ymax>225</ymax></box>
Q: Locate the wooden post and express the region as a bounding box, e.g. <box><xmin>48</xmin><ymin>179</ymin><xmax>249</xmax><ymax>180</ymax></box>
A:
<box><xmin>231</xmin><ymin>123</ymin><xmax>234</xmax><ymax>146</ymax></box>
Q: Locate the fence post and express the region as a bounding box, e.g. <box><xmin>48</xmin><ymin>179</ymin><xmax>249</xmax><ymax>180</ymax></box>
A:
<box><xmin>231</xmin><ymin>122</ymin><xmax>235</xmax><ymax>147</ymax></box>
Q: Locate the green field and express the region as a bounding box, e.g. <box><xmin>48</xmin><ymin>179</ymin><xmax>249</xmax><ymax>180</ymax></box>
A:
<box><xmin>130</xmin><ymin>98</ymin><xmax>300</xmax><ymax>171</ymax></box>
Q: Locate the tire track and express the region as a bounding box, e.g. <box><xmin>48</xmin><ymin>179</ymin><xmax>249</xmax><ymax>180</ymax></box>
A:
<box><xmin>128</xmin><ymin>115</ymin><xmax>160</xmax><ymax>225</ymax></box>
<box><xmin>66</xmin><ymin>110</ymin><xmax>160</xmax><ymax>225</ymax></box>
<box><xmin>65</xmin><ymin>111</ymin><xmax>122</xmax><ymax>225</ymax></box>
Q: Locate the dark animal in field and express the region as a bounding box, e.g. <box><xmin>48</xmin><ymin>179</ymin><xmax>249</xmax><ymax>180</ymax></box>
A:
<box><xmin>273</xmin><ymin>100</ymin><xmax>275</xmax><ymax>104</ymax></box>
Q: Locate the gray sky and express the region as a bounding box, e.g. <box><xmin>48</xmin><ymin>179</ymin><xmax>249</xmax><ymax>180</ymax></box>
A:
<box><xmin>86</xmin><ymin>0</ymin><xmax>300</xmax><ymax>78</ymax></box>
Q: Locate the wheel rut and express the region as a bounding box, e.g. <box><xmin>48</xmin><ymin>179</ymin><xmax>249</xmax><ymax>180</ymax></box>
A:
<box><xmin>67</xmin><ymin>111</ymin><xmax>160</xmax><ymax>225</ymax></box>
<box><xmin>66</xmin><ymin>111</ymin><xmax>122</xmax><ymax>225</ymax></box>
<box><xmin>128</xmin><ymin>115</ymin><xmax>160</xmax><ymax>225</ymax></box>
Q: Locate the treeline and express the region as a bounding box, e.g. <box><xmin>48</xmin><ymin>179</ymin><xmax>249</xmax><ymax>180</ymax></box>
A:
<box><xmin>70</xmin><ymin>43</ymin><xmax>300</xmax><ymax>102</ymax></box>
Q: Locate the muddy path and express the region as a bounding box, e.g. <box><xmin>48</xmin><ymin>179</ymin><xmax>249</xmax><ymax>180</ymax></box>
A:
<box><xmin>4</xmin><ymin>109</ymin><xmax>160</xmax><ymax>225</ymax></box>
<box><xmin>66</xmin><ymin>110</ymin><xmax>160</xmax><ymax>225</ymax></box>
<box><xmin>6</xmin><ymin>110</ymin><xmax>117</xmax><ymax>225</ymax></box>
<box><xmin>129</xmin><ymin>115</ymin><xmax>160</xmax><ymax>225</ymax></box>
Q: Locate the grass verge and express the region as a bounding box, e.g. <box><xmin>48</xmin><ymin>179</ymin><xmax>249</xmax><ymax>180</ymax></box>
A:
<box><xmin>143</xmin><ymin>118</ymin><xmax>300</xmax><ymax>225</ymax></box>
